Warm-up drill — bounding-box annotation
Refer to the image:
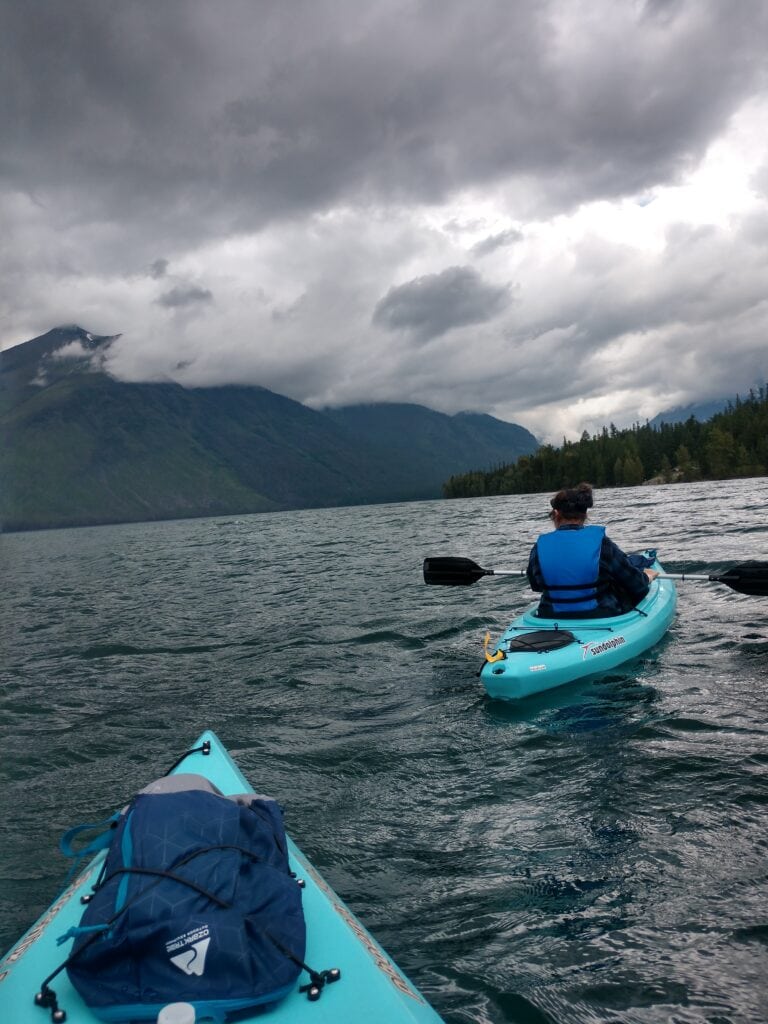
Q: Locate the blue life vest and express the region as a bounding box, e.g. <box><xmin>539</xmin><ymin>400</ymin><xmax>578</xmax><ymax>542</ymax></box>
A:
<box><xmin>536</xmin><ymin>525</ymin><xmax>605</xmax><ymax>613</ymax></box>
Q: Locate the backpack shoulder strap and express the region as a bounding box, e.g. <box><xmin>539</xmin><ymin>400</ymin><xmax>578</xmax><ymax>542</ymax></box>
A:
<box><xmin>59</xmin><ymin>813</ymin><xmax>122</xmax><ymax>861</ymax></box>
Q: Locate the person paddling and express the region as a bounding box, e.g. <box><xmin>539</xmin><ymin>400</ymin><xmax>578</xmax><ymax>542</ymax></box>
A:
<box><xmin>527</xmin><ymin>482</ymin><xmax>658</xmax><ymax>618</ymax></box>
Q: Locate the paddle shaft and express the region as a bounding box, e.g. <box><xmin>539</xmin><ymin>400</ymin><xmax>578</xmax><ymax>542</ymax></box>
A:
<box><xmin>483</xmin><ymin>569</ymin><xmax>711</xmax><ymax>582</ymax></box>
<box><xmin>422</xmin><ymin>556</ymin><xmax>768</xmax><ymax>594</ymax></box>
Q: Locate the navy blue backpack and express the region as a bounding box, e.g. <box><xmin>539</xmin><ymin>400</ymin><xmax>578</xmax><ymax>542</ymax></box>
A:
<box><xmin>35</xmin><ymin>769</ymin><xmax>338</xmax><ymax>1023</ymax></box>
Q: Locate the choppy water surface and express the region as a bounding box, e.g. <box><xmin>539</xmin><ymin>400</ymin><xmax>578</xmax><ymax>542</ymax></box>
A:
<box><xmin>2</xmin><ymin>480</ymin><xmax>767</xmax><ymax>1023</ymax></box>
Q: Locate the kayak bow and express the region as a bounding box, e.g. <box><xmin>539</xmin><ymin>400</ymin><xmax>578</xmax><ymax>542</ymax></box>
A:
<box><xmin>0</xmin><ymin>732</ymin><xmax>445</xmax><ymax>1024</ymax></box>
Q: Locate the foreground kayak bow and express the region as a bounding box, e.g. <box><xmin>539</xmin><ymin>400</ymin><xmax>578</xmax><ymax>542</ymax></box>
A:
<box><xmin>0</xmin><ymin>732</ymin><xmax>446</xmax><ymax>1024</ymax></box>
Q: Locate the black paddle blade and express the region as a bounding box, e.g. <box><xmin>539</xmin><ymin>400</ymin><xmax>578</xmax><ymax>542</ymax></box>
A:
<box><xmin>423</xmin><ymin>557</ymin><xmax>489</xmax><ymax>586</ymax></box>
<box><xmin>713</xmin><ymin>561</ymin><xmax>768</xmax><ymax>596</ymax></box>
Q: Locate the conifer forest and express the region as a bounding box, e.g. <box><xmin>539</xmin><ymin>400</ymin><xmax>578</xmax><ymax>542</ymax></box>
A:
<box><xmin>443</xmin><ymin>389</ymin><xmax>768</xmax><ymax>499</ymax></box>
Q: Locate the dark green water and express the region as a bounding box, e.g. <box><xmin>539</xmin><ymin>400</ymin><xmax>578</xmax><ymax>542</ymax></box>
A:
<box><xmin>2</xmin><ymin>480</ymin><xmax>767</xmax><ymax>1023</ymax></box>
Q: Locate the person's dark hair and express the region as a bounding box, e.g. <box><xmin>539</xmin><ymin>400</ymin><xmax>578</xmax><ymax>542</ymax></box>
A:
<box><xmin>550</xmin><ymin>482</ymin><xmax>594</xmax><ymax>518</ymax></box>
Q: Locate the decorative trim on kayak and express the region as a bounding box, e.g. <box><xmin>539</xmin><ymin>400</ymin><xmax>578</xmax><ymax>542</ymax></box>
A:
<box><xmin>0</xmin><ymin>861</ymin><xmax>101</xmax><ymax>982</ymax></box>
<box><xmin>292</xmin><ymin>850</ymin><xmax>427</xmax><ymax>1005</ymax></box>
<box><xmin>582</xmin><ymin>635</ymin><xmax>627</xmax><ymax>659</ymax></box>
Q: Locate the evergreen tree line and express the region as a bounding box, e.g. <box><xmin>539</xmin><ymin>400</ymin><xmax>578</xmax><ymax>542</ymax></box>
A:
<box><xmin>443</xmin><ymin>387</ymin><xmax>768</xmax><ymax>499</ymax></box>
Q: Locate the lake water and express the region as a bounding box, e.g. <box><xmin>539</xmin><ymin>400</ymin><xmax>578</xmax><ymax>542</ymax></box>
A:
<box><xmin>1</xmin><ymin>479</ymin><xmax>767</xmax><ymax>1023</ymax></box>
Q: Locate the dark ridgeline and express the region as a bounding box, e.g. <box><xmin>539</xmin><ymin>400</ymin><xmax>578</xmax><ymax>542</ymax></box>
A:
<box><xmin>0</xmin><ymin>326</ymin><xmax>539</xmax><ymax>531</ymax></box>
<box><xmin>443</xmin><ymin>391</ymin><xmax>768</xmax><ymax>498</ymax></box>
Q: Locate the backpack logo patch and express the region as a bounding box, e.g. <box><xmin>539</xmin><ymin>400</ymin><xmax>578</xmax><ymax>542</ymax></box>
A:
<box><xmin>166</xmin><ymin>926</ymin><xmax>210</xmax><ymax>977</ymax></box>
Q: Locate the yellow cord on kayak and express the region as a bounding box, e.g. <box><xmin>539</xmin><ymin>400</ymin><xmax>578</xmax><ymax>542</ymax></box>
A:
<box><xmin>483</xmin><ymin>631</ymin><xmax>505</xmax><ymax>663</ymax></box>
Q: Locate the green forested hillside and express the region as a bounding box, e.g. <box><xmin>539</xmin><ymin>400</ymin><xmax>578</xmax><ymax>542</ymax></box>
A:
<box><xmin>443</xmin><ymin>389</ymin><xmax>768</xmax><ymax>498</ymax></box>
<box><xmin>0</xmin><ymin>326</ymin><xmax>539</xmax><ymax>531</ymax></box>
<box><xmin>324</xmin><ymin>404</ymin><xmax>538</xmax><ymax>500</ymax></box>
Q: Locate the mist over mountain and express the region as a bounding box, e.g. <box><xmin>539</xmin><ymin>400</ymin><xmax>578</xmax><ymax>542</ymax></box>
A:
<box><xmin>648</xmin><ymin>398</ymin><xmax>730</xmax><ymax>428</ymax></box>
<box><xmin>0</xmin><ymin>327</ymin><xmax>539</xmax><ymax>531</ymax></box>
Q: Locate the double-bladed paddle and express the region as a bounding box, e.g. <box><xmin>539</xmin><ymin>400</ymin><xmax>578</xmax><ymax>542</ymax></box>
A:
<box><xmin>422</xmin><ymin>556</ymin><xmax>768</xmax><ymax>596</ymax></box>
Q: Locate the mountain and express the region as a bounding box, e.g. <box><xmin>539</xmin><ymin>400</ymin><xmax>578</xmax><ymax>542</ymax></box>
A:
<box><xmin>324</xmin><ymin>404</ymin><xmax>538</xmax><ymax>500</ymax></box>
<box><xmin>0</xmin><ymin>327</ymin><xmax>539</xmax><ymax>531</ymax></box>
<box><xmin>648</xmin><ymin>397</ymin><xmax>730</xmax><ymax>428</ymax></box>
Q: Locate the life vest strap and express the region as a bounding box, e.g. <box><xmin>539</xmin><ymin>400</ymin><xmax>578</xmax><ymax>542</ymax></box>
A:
<box><xmin>541</xmin><ymin>578</ymin><xmax>610</xmax><ymax>603</ymax></box>
<box><xmin>542</xmin><ymin>579</ymin><xmax>601</xmax><ymax>590</ymax></box>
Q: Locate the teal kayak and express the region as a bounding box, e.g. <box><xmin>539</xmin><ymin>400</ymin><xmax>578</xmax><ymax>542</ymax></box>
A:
<box><xmin>0</xmin><ymin>731</ymin><xmax>445</xmax><ymax>1024</ymax></box>
<box><xmin>481</xmin><ymin>553</ymin><xmax>677</xmax><ymax>700</ymax></box>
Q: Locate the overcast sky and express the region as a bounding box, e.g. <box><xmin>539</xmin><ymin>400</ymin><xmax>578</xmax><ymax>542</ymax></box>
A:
<box><xmin>2</xmin><ymin>0</ymin><xmax>768</xmax><ymax>441</ymax></box>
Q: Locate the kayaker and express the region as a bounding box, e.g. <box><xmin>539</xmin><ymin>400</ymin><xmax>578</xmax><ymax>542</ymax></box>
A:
<box><xmin>527</xmin><ymin>482</ymin><xmax>658</xmax><ymax>617</ymax></box>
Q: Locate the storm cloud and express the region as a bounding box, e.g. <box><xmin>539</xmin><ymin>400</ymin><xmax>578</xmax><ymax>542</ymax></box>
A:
<box><xmin>156</xmin><ymin>285</ymin><xmax>214</xmax><ymax>309</ymax></box>
<box><xmin>471</xmin><ymin>229</ymin><xmax>524</xmax><ymax>258</ymax></box>
<box><xmin>149</xmin><ymin>259</ymin><xmax>170</xmax><ymax>280</ymax></box>
<box><xmin>373</xmin><ymin>267</ymin><xmax>510</xmax><ymax>342</ymax></box>
<box><xmin>2</xmin><ymin>0</ymin><xmax>768</xmax><ymax>440</ymax></box>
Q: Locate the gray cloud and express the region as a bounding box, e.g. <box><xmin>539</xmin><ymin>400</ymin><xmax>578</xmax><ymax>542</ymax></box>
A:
<box><xmin>373</xmin><ymin>266</ymin><xmax>510</xmax><ymax>342</ymax></box>
<box><xmin>149</xmin><ymin>259</ymin><xmax>169</xmax><ymax>280</ymax></box>
<box><xmin>2</xmin><ymin>1</ymin><xmax>768</xmax><ymax>440</ymax></box>
<box><xmin>2</xmin><ymin>0</ymin><xmax>766</xmax><ymax>240</ymax></box>
<box><xmin>156</xmin><ymin>285</ymin><xmax>214</xmax><ymax>309</ymax></box>
<box><xmin>471</xmin><ymin>228</ymin><xmax>524</xmax><ymax>258</ymax></box>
